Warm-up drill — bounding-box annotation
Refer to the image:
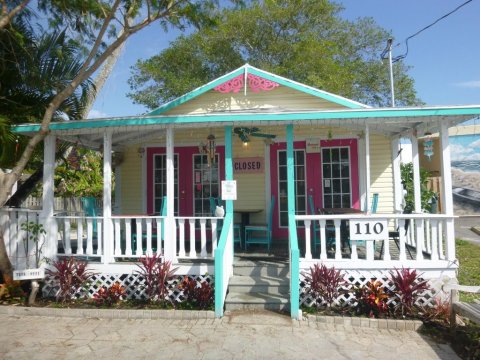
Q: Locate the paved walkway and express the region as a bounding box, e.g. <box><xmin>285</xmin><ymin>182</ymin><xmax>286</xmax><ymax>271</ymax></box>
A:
<box><xmin>0</xmin><ymin>310</ymin><xmax>458</xmax><ymax>360</ymax></box>
<box><xmin>455</xmin><ymin>215</ymin><xmax>480</xmax><ymax>245</ymax></box>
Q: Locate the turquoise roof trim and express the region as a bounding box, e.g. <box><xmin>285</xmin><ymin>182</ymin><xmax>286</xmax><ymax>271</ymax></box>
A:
<box><xmin>146</xmin><ymin>67</ymin><xmax>245</xmax><ymax>116</ymax></box>
<box><xmin>246</xmin><ymin>65</ymin><xmax>367</xmax><ymax>109</ymax></box>
<box><xmin>145</xmin><ymin>63</ymin><xmax>366</xmax><ymax>116</ymax></box>
<box><xmin>11</xmin><ymin>106</ymin><xmax>480</xmax><ymax>133</ymax></box>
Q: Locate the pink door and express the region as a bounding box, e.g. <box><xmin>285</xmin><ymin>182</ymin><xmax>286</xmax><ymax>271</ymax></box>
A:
<box><xmin>270</xmin><ymin>139</ymin><xmax>359</xmax><ymax>240</ymax></box>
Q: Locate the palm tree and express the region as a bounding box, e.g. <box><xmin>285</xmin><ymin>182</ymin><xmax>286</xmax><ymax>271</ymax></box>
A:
<box><xmin>0</xmin><ymin>19</ymin><xmax>96</xmax><ymax>205</ymax></box>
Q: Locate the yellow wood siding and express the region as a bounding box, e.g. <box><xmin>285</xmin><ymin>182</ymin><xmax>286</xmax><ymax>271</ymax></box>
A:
<box><xmin>119</xmin><ymin>146</ymin><xmax>143</xmax><ymax>214</ymax></box>
<box><xmin>118</xmin><ymin>127</ymin><xmax>394</xmax><ymax>216</ymax></box>
<box><xmin>164</xmin><ymin>86</ymin><xmax>347</xmax><ymax>115</ymax></box>
<box><xmin>369</xmin><ymin>134</ymin><xmax>394</xmax><ymax>213</ymax></box>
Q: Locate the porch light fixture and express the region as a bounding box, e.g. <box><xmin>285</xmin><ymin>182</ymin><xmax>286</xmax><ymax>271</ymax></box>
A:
<box><xmin>137</xmin><ymin>147</ymin><xmax>145</xmax><ymax>158</ymax></box>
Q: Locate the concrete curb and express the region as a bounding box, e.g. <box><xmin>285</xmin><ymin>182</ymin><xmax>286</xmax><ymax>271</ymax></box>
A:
<box><xmin>305</xmin><ymin>313</ymin><xmax>424</xmax><ymax>331</ymax></box>
<box><xmin>0</xmin><ymin>305</ymin><xmax>216</xmax><ymax>320</ymax></box>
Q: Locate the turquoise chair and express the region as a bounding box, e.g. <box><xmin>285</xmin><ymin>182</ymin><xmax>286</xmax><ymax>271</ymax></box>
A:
<box><xmin>245</xmin><ymin>196</ymin><xmax>275</xmax><ymax>251</ymax></box>
<box><xmin>81</xmin><ymin>196</ymin><xmax>98</xmax><ymax>239</ymax></box>
<box><xmin>210</xmin><ymin>197</ymin><xmax>241</xmax><ymax>247</ymax></box>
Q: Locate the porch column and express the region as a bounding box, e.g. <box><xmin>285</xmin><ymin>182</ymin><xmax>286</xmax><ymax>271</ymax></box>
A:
<box><xmin>41</xmin><ymin>134</ymin><xmax>57</xmax><ymax>263</ymax></box>
<box><xmin>364</xmin><ymin>124</ymin><xmax>371</xmax><ymax>210</ymax></box>
<box><xmin>391</xmin><ymin>137</ymin><xmax>403</xmax><ymax>213</ymax></box>
<box><xmin>103</xmin><ymin>131</ymin><xmax>113</xmax><ymax>264</ymax></box>
<box><xmin>439</xmin><ymin>122</ymin><xmax>455</xmax><ymax>260</ymax></box>
<box><xmin>411</xmin><ymin>133</ymin><xmax>421</xmax><ymax>212</ymax></box>
<box><xmin>164</xmin><ymin>125</ymin><xmax>176</xmax><ymax>262</ymax></box>
<box><xmin>224</xmin><ymin>126</ymin><xmax>233</xmax><ymax>214</ymax></box>
<box><xmin>411</xmin><ymin>132</ymin><xmax>424</xmax><ymax>260</ymax></box>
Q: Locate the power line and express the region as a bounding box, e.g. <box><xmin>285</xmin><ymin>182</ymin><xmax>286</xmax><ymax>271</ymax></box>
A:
<box><xmin>392</xmin><ymin>0</ymin><xmax>474</xmax><ymax>63</ymax></box>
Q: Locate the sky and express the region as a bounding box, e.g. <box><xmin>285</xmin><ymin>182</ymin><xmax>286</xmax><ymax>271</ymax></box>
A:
<box><xmin>89</xmin><ymin>0</ymin><xmax>480</xmax><ymax>119</ymax></box>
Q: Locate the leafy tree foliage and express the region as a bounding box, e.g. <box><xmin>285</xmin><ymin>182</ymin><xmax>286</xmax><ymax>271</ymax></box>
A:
<box><xmin>0</xmin><ymin>0</ymin><xmax>223</xmax><ymax>282</ymax></box>
<box><xmin>0</xmin><ymin>18</ymin><xmax>95</xmax><ymax>169</ymax></box>
<box><xmin>128</xmin><ymin>0</ymin><xmax>421</xmax><ymax>109</ymax></box>
<box><xmin>400</xmin><ymin>162</ymin><xmax>438</xmax><ymax>213</ymax></box>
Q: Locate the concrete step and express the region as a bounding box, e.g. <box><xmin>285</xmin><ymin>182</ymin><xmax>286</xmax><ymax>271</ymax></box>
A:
<box><xmin>225</xmin><ymin>291</ymin><xmax>290</xmax><ymax>311</ymax></box>
<box><xmin>233</xmin><ymin>260</ymin><xmax>289</xmax><ymax>277</ymax></box>
<box><xmin>228</xmin><ymin>276</ymin><xmax>289</xmax><ymax>294</ymax></box>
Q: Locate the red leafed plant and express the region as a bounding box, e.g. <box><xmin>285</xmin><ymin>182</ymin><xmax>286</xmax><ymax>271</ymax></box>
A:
<box><xmin>136</xmin><ymin>254</ymin><xmax>177</xmax><ymax>303</ymax></box>
<box><xmin>419</xmin><ymin>297</ymin><xmax>451</xmax><ymax>326</ymax></box>
<box><xmin>355</xmin><ymin>280</ymin><xmax>389</xmax><ymax>318</ymax></box>
<box><xmin>93</xmin><ymin>282</ymin><xmax>126</xmax><ymax>307</ymax></box>
<box><xmin>389</xmin><ymin>267</ymin><xmax>430</xmax><ymax>317</ymax></box>
<box><xmin>46</xmin><ymin>257</ymin><xmax>96</xmax><ymax>302</ymax></box>
<box><xmin>179</xmin><ymin>276</ymin><xmax>214</xmax><ymax>310</ymax></box>
<box><xmin>303</xmin><ymin>263</ymin><xmax>346</xmax><ymax>308</ymax></box>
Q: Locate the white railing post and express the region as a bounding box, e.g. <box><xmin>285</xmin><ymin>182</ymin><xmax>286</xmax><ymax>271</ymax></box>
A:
<box><xmin>211</xmin><ymin>219</ymin><xmax>217</xmax><ymax>256</ymax></box>
<box><xmin>76</xmin><ymin>220</ymin><xmax>84</xmax><ymax>255</ymax></box>
<box><xmin>125</xmin><ymin>219</ymin><xmax>132</xmax><ymax>256</ymax></box>
<box><xmin>189</xmin><ymin>219</ymin><xmax>196</xmax><ymax>258</ymax></box>
<box><xmin>319</xmin><ymin>220</ymin><xmax>327</xmax><ymax>260</ymax></box>
<box><xmin>398</xmin><ymin>219</ymin><xmax>407</xmax><ymax>261</ymax></box>
<box><xmin>146</xmin><ymin>217</ymin><xmax>153</xmax><ymax>256</ymax></box>
<box><xmin>114</xmin><ymin>218</ymin><xmax>121</xmax><ymax>256</ymax></box>
<box><xmin>334</xmin><ymin>219</ymin><xmax>342</xmax><ymax>260</ymax></box>
<box><xmin>200</xmin><ymin>218</ymin><xmax>207</xmax><ymax>258</ymax></box>
<box><xmin>431</xmin><ymin>219</ymin><xmax>439</xmax><ymax>261</ymax></box>
<box><xmin>156</xmin><ymin>218</ymin><xmax>162</xmax><ymax>255</ymax></box>
<box><xmin>178</xmin><ymin>218</ymin><xmax>185</xmax><ymax>257</ymax></box>
<box><xmin>64</xmin><ymin>218</ymin><xmax>72</xmax><ymax>255</ymax></box>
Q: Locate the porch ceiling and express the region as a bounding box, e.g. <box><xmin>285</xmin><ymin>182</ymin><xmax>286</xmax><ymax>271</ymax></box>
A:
<box><xmin>11</xmin><ymin>105</ymin><xmax>480</xmax><ymax>151</ymax></box>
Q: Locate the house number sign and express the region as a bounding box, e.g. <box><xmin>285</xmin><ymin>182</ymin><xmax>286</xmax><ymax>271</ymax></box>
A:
<box><xmin>349</xmin><ymin>220</ymin><xmax>388</xmax><ymax>241</ymax></box>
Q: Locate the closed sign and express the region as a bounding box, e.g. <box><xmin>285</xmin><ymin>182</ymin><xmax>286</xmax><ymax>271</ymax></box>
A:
<box><xmin>349</xmin><ymin>220</ymin><xmax>388</xmax><ymax>240</ymax></box>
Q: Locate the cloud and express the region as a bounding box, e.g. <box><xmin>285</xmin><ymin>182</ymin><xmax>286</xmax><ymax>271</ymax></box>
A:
<box><xmin>455</xmin><ymin>80</ymin><xmax>480</xmax><ymax>88</ymax></box>
<box><xmin>88</xmin><ymin>109</ymin><xmax>109</xmax><ymax>119</ymax></box>
<box><xmin>450</xmin><ymin>143</ymin><xmax>480</xmax><ymax>161</ymax></box>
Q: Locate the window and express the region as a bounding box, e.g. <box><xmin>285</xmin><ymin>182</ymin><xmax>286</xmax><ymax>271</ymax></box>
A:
<box><xmin>278</xmin><ymin>150</ymin><xmax>306</xmax><ymax>227</ymax></box>
<box><xmin>153</xmin><ymin>154</ymin><xmax>179</xmax><ymax>215</ymax></box>
<box><xmin>193</xmin><ymin>154</ymin><xmax>220</xmax><ymax>216</ymax></box>
<box><xmin>322</xmin><ymin>147</ymin><xmax>351</xmax><ymax>208</ymax></box>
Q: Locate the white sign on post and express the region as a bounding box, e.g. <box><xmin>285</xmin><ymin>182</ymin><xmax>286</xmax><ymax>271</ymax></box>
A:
<box><xmin>221</xmin><ymin>180</ymin><xmax>237</xmax><ymax>200</ymax></box>
<box><xmin>349</xmin><ymin>220</ymin><xmax>388</xmax><ymax>241</ymax></box>
<box><xmin>13</xmin><ymin>268</ymin><xmax>45</xmax><ymax>281</ymax></box>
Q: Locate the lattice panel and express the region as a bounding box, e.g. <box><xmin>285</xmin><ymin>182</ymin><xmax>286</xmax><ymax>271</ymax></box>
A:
<box><xmin>42</xmin><ymin>274</ymin><xmax>213</xmax><ymax>303</ymax></box>
<box><xmin>299</xmin><ymin>269</ymin><xmax>440</xmax><ymax>309</ymax></box>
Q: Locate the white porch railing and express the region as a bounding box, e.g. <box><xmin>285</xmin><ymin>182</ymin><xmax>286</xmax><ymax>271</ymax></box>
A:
<box><xmin>296</xmin><ymin>213</ymin><xmax>455</xmax><ymax>264</ymax></box>
<box><xmin>53</xmin><ymin>214</ymin><xmax>222</xmax><ymax>261</ymax></box>
<box><xmin>0</xmin><ymin>208</ymin><xmax>43</xmax><ymax>270</ymax></box>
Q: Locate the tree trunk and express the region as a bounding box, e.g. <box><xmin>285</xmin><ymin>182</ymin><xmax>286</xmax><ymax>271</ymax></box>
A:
<box><xmin>4</xmin><ymin>168</ymin><xmax>43</xmax><ymax>208</ymax></box>
<box><xmin>28</xmin><ymin>280</ymin><xmax>40</xmax><ymax>305</ymax></box>
<box><xmin>0</xmin><ymin>228</ymin><xmax>14</xmax><ymax>283</ymax></box>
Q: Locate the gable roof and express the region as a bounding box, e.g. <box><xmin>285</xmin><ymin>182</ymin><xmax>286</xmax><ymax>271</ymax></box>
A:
<box><xmin>146</xmin><ymin>64</ymin><xmax>368</xmax><ymax>116</ymax></box>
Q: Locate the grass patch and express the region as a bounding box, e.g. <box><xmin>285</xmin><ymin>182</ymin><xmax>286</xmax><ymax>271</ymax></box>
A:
<box><xmin>456</xmin><ymin>239</ymin><xmax>480</xmax><ymax>302</ymax></box>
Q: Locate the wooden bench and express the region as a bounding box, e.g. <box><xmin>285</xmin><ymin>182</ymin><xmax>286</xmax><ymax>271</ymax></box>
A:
<box><xmin>446</xmin><ymin>284</ymin><xmax>480</xmax><ymax>328</ymax></box>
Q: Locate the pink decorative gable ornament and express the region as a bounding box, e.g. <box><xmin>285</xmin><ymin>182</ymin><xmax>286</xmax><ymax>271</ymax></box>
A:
<box><xmin>214</xmin><ymin>73</ymin><xmax>279</xmax><ymax>93</ymax></box>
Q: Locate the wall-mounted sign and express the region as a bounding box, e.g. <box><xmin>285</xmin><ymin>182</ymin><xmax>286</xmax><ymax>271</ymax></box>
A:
<box><xmin>233</xmin><ymin>157</ymin><xmax>264</xmax><ymax>174</ymax></box>
<box><xmin>306</xmin><ymin>138</ymin><xmax>321</xmax><ymax>153</ymax></box>
<box><xmin>349</xmin><ymin>220</ymin><xmax>388</xmax><ymax>241</ymax></box>
<box><xmin>222</xmin><ymin>180</ymin><xmax>237</xmax><ymax>200</ymax></box>
<box><xmin>13</xmin><ymin>268</ymin><xmax>45</xmax><ymax>281</ymax></box>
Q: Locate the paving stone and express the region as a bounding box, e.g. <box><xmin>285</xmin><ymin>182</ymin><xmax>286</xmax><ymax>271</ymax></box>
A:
<box><xmin>0</xmin><ymin>311</ymin><xmax>461</xmax><ymax>360</ymax></box>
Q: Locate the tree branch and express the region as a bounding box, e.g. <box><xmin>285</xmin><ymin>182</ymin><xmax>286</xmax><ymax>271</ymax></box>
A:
<box><xmin>0</xmin><ymin>0</ymin><xmax>30</xmax><ymax>30</ymax></box>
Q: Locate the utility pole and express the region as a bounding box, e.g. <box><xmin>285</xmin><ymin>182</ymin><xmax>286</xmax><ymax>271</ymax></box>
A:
<box><xmin>381</xmin><ymin>38</ymin><xmax>395</xmax><ymax>107</ymax></box>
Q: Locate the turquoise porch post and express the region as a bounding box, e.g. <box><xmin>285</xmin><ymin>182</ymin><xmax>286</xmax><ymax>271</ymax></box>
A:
<box><xmin>287</xmin><ymin>124</ymin><xmax>300</xmax><ymax>319</ymax></box>
<box><xmin>214</xmin><ymin>125</ymin><xmax>234</xmax><ymax>317</ymax></box>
